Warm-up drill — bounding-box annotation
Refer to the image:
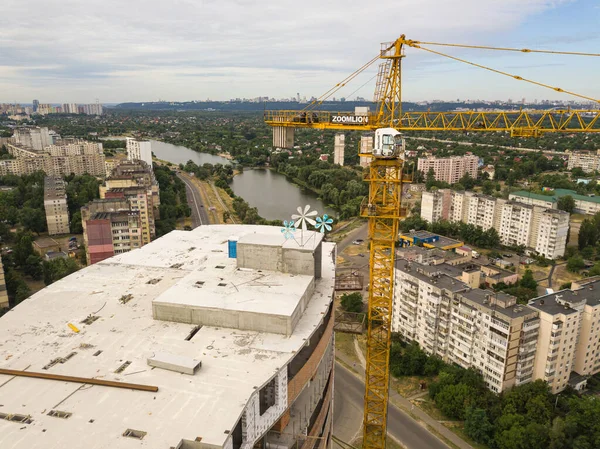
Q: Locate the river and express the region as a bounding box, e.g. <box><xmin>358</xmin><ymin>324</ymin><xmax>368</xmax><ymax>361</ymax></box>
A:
<box><xmin>230</xmin><ymin>169</ymin><xmax>335</xmax><ymax>221</ymax></box>
<box><xmin>108</xmin><ymin>138</ymin><xmax>334</xmax><ymax>221</ymax></box>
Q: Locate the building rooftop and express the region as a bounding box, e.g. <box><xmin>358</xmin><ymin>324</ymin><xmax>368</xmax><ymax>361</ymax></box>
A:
<box><xmin>528</xmin><ymin>289</ymin><xmax>592</xmax><ymax>315</ymax></box>
<box><xmin>460</xmin><ymin>289</ymin><xmax>536</xmax><ymax>320</ymax></box>
<box><xmin>399</xmin><ymin>230</ymin><xmax>463</xmax><ymax>249</ymax></box>
<box><xmin>396</xmin><ymin>259</ymin><xmax>469</xmax><ymax>293</ymax></box>
<box><xmin>0</xmin><ymin>225</ymin><xmax>335</xmax><ymax>449</ymax></box>
<box><xmin>43</xmin><ymin>176</ymin><xmax>67</xmax><ymax>201</ymax></box>
<box><xmin>511</xmin><ymin>189</ymin><xmax>600</xmax><ymax>205</ymax></box>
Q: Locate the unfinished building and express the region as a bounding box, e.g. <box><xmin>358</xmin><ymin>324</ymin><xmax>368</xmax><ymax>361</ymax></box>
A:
<box><xmin>0</xmin><ymin>225</ymin><xmax>335</xmax><ymax>449</ymax></box>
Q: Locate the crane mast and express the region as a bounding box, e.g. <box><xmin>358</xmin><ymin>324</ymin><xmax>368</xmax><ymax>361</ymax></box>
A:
<box><xmin>263</xmin><ymin>35</ymin><xmax>600</xmax><ymax>449</ymax></box>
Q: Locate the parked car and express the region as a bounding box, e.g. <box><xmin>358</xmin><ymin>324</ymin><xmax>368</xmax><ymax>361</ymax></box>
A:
<box><xmin>503</xmin><ymin>253</ymin><xmax>513</xmax><ymax>258</ymax></box>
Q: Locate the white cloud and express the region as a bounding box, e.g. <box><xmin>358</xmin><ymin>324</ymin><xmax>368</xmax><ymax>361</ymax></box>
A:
<box><xmin>0</xmin><ymin>0</ymin><xmax>588</xmax><ymax>102</ymax></box>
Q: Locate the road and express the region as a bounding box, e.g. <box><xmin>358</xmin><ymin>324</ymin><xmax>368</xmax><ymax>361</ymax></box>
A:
<box><xmin>177</xmin><ymin>173</ymin><xmax>209</xmax><ymax>228</ymax></box>
<box><xmin>334</xmin><ymin>362</ymin><xmax>450</xmax><ymax>449</ymax></box>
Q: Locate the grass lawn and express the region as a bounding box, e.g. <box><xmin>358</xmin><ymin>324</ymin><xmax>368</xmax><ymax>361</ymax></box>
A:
<box><xmin>553</xmin><ymin>264</ymin><xmax>585</xmax><ymax>287</ymax></box>
<box><xmin>391</xmin><ymin>376</ymin><xmax>424</xmax><ymax>398</ymax></box>
<box><xmin>335</xmin><ymin>332</ymin><xmax>359</xmax><ymax>362</ymax></box>
<box><xmin>412</xmin><ymin>397</ymin><xmax>449</xmax><ymax>421</ymax></box>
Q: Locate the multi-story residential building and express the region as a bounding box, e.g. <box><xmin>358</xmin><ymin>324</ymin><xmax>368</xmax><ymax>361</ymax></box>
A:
<box><xmin>104</xmin><ymin>187</ymin><xmax>154</xmax><ymax>244</ymax></box>
<box><xmin>334</xmin><ymin>133</ymin><xmax>345</xmax><ymax>166</ymax></box>
<box><xmin>393</xmin><ymin>259</ymin><xmax>539</xmax><ymax>392</ymax></box>
<box><xmin>528</xmin><ymin>286</ymin><xmax>594</xmax><ymax>393</ymax></box>
<box><xmin>81</xmin><ymin>199</ymin><xmax>142</xmax><ymax>264</ymax></box>
<box><xmin>43</xmin><ymin>176</ymin><xmax>70</xmax><ymax>235</ymax></box>
<box><xmin>536</xmin><ymin>209</ymin><xmax>569</xmax><ymax>259</ymax></box>
<box><xmin>421</xmin><ymin>189</ymin><xmax>452</xmax><ymax>223</ymax></box>
<box><xmin>3</xmin><ymin>142</ymin><xmax>106</xmax><ymax>177</ymax></box>
<box><xmin>510</xmin><ymin>189</ymin><xmax>600</xmax><ymax>216</ymax></box>
<box><xmin>421</xmin><ymin>190</ymin><xmax>570</xmax><ymax>259</ymax></box>
<box><xmin>567</xmin><ymin>150</ymin><xmax>600</xmax><ymax>173</ymax></box>
<box><xmin>417</xmin><ymin>154</ymin><xmax>479</xmax><ymax>184</ymax></box>
<box><xmin>465</xmin><ymin>193</ymin><xmax>497</xmax><ymax>230</ymax></box>
<box><xmin>13</xmin><ymin>126</ymin><xmax>52</xmax><ymax>152</ymax></box>
<box><xmin>0</xmin><ymin>258</ymin><xmax>8</xmax><ymax>308</ymax></box>
<box><xmin>126</xmin><ymin>137</ymin><xmax>153</xmax><ymax>167</ymax></box>
<box><xmin>0</xmin><ymin>225</ymin><xmax>335</xmax><ymax>449</ymax></box>
<box><xmin>498</xmin><ymin>201</ymin><xmax>535</xmax><ymax>247</ymax></box>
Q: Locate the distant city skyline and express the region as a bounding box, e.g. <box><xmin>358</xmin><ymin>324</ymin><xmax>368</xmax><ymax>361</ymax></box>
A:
<box><xmin>2</xmin><ymin>1</ymin><xmax>599</xmax><ymax>104</ymax></box>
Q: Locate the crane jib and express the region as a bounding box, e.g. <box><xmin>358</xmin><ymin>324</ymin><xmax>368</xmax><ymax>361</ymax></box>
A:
<box><xmin>331</xmin><ymin>115</ymin><xmax>369</xmax><ymax>124</ymax></box>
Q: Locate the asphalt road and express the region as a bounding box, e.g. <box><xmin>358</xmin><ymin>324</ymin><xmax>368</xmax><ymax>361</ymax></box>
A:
<box><xmin>334</xmin><ymin>362</ymin><xmax>450</xmax><ymax>449</ymax></box>
<box><xmin>177</xmin><ymin>173</ymin><xmax>209</xmax><ymax>228</ymax></box>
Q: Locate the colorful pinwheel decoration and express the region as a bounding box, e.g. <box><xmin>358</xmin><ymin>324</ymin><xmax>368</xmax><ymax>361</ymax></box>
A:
<box><xmin>291</xmin><ymin>205</ymin><xmax>318</xmax><ymax>246</ymax></box>
<box><xmin>281</xmin><ymin>220</ymin><xmax>296</xmax><ymax>240</ymax></box>
<box><xmin>314</xmin><ymin>214</ymin><xmax>333</xmax><ymax>234</ymax></box>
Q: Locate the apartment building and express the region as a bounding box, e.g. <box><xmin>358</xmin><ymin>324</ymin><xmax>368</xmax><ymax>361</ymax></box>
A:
<box><xmin>43</xmin><ymin>176</ymin><xmax>70</xmax><ymax>235</ymax></box>
<box><xmin>393</xmin><ymin>259</ymin><xmax>539</xmax><ymax>392</ymax></box>
<box><xmin>417</xmin><ymin>154</ymin><xmax>479</xmax><ymax>184</ymax></box>
<box><xmin>334</xmin><ymin>133</ymin><xmax>345</xmax><ymax>166</ymax></box>
<box><xmin>0</xmin><ymin>225</ymin><xmax>335</xmax><ymax>449</ymax></box>
<box><xmin>126</xmin><ymin>137</ymin><xmax>153</xmax><ymax>167</ymax></box>
<box><xmin>567</xmin><ymin>150</ymin><xmax>600</xmax><ymax>173</ymax></box>
<box><xmin>536</xmin><ymin>209</ymin><xmax>569</xmax><ymax>259</ymax></box>
<box><xmin>104</xmin><ymin>187</ymin><xmax>154</xmax><ymax>244</ymax></box>
<box><xmin>498</xmin><ymin>201</ymin><xmax>536</xmax><ymax>247</ymax></box>
<box><xmin>465</xmin><ymin>193</ymin><xmax>497</xmax><ymax>230</ymax></box>
<box><xmin>421</xmin><ymin>190</ymin><xmax>570</xmax><ymax>259</ymax></box>
<box><xmin>13</xmin><ymin>126</ymin><xmax>52</xmax><ymax>152</ymax></box>
<box><xmin>528</xmin><ymin>283</ymin><xmax>600</xmax><ymax>394</ymax></box>
<box><xmin>510</xmin><ymin>189</ymin><xmax>600</xmax><ymax>216</ymax></box>
<box><xmin>421</xmin><ymin>189</ymin><xmax>452</xmax><ymax>223</ymax></box>
<box><xmin>81</xmin><ymin>199</ymin><xmax>143</xmax><ymax>265</ymax></box>
<box><xmin>3</xmin><ymin>142</ymin><xmax>106</xmax><ymax>177</ymax></box>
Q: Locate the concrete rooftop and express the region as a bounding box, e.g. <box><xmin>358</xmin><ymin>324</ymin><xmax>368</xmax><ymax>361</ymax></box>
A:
<box><xmin>0</xmin><ymin>225</ymin><xmax>335</xmax><ymax>449</ymax></box>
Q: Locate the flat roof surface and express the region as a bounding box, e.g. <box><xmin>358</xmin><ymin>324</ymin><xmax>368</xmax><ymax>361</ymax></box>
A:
<box><xmin>396</xmin><ymin>259</ymin><xmax>469</xmax><ymax>293</ymax></box>
<box><xmin>528</xmin><ymin>290</ymin><xmax>585</xmax><ymax>315</ymax></box>
<box><xmin>460</xmin><ymin>289</ymin><xmax>535</xmax><ymax>319</ymax></box>
<box><xmin>0</xmin><ymin>225</ymin><xmax>335</xmax><ymax>449</ymax></box>
<box><xmin>400</xmin><ymin>230</ymin><xmax>463</xmax><ymax>249</ymax></box>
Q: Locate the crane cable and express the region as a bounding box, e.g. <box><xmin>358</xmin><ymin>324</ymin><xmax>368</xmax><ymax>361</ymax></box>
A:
<box><xmin>302</xmin><ymin>54</ymin><xmax>380</xmax><ymax>112</ymax></box>
<box><xmin>407</xmin><ymin>42</ymin><xmax>600</xmax><ymax>104</ymax></box>
<box><xmin>407</xmin><ymin>40</ymin><xmax>600</xmax><ymax>57</ymax></box>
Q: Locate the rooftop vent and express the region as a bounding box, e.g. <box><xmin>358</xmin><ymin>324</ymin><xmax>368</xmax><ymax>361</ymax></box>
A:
<box><xmin>123</xmin><ymin>429</ymin><xmax>147</xmax><ymax>440</ymax></box>
<box><xmin>47</xmin><ymin>410</ymin><xmax>72</xmax><ymax>419</ymax></box>
<box><xmin>0</xmin><ymin>413</ymin><xmax>33</xmax><ymax>424</ymax></box>
<box><xmin>115</xmin><ymin>361</ymin><xmax>132</xmax><ymax>373</ymax></box>
<box><xmin>119</xmin><ymin>294</ymin><xmax>133</xmax><ymax>304</ymax></box>
<box><xmin>81</xmin><ymin>315</ymin><xmax>99</xmax><ymax>325</ymax></box>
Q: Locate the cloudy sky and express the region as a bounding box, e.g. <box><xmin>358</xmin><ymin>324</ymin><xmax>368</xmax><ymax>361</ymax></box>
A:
<box><xmin>1</xmin><ymin>0</ymin><xmax>599</xmax><ymax>103</ymax></box>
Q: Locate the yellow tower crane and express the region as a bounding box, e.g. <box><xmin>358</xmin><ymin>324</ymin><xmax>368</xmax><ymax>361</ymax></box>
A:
<box><xmin>264</xmin><ymin>35</ymin><xmax>600</xmax><ymax>449</ymax></box>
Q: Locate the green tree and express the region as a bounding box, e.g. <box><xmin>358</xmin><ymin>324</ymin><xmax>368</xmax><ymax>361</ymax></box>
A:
<box><xmin>24</xmin><ymin>254</ymin><xmax>43</xmax><ymax>280</ymax></box>
<box><xmin>567</xmin><ymin>256</ymin><xmax>585</xmax><ymax>273</ymax></box>
<box><xmin>70</xmin><ymin>211</ymin><xmax>83</xmax><ymax>234</ymax></box>
<box><xmin>557</xmin><ymin>195</ymin><xmax>576</xmax><ymax>214</ymax></box>
<box><xmin>520</xmin><ymin>269</ymin><xmax>538</xmax><ymax>290</ymax></box>
<box><xmin>464</xmin><ymin>407</ymin><xmax>494</xmax><ymax>445</ymax></box>
<box><xmin>435</xmin><ymin>383</ymin><xmax>471</xmax><ymax>420</ymax></box>
<box><xmin>340</xmin><ymin>292</ymin><xmax>363</xmax><ymax>313</ymax></box>
<box><xmin>42</xmin><ymin>257</ymin><xmax>80</xmax><ymax>286</ymax></box>
<box><xmin>20</xmin><ymin>207</ymin><xmax>46</xmax><ymax>234</ymax></box>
